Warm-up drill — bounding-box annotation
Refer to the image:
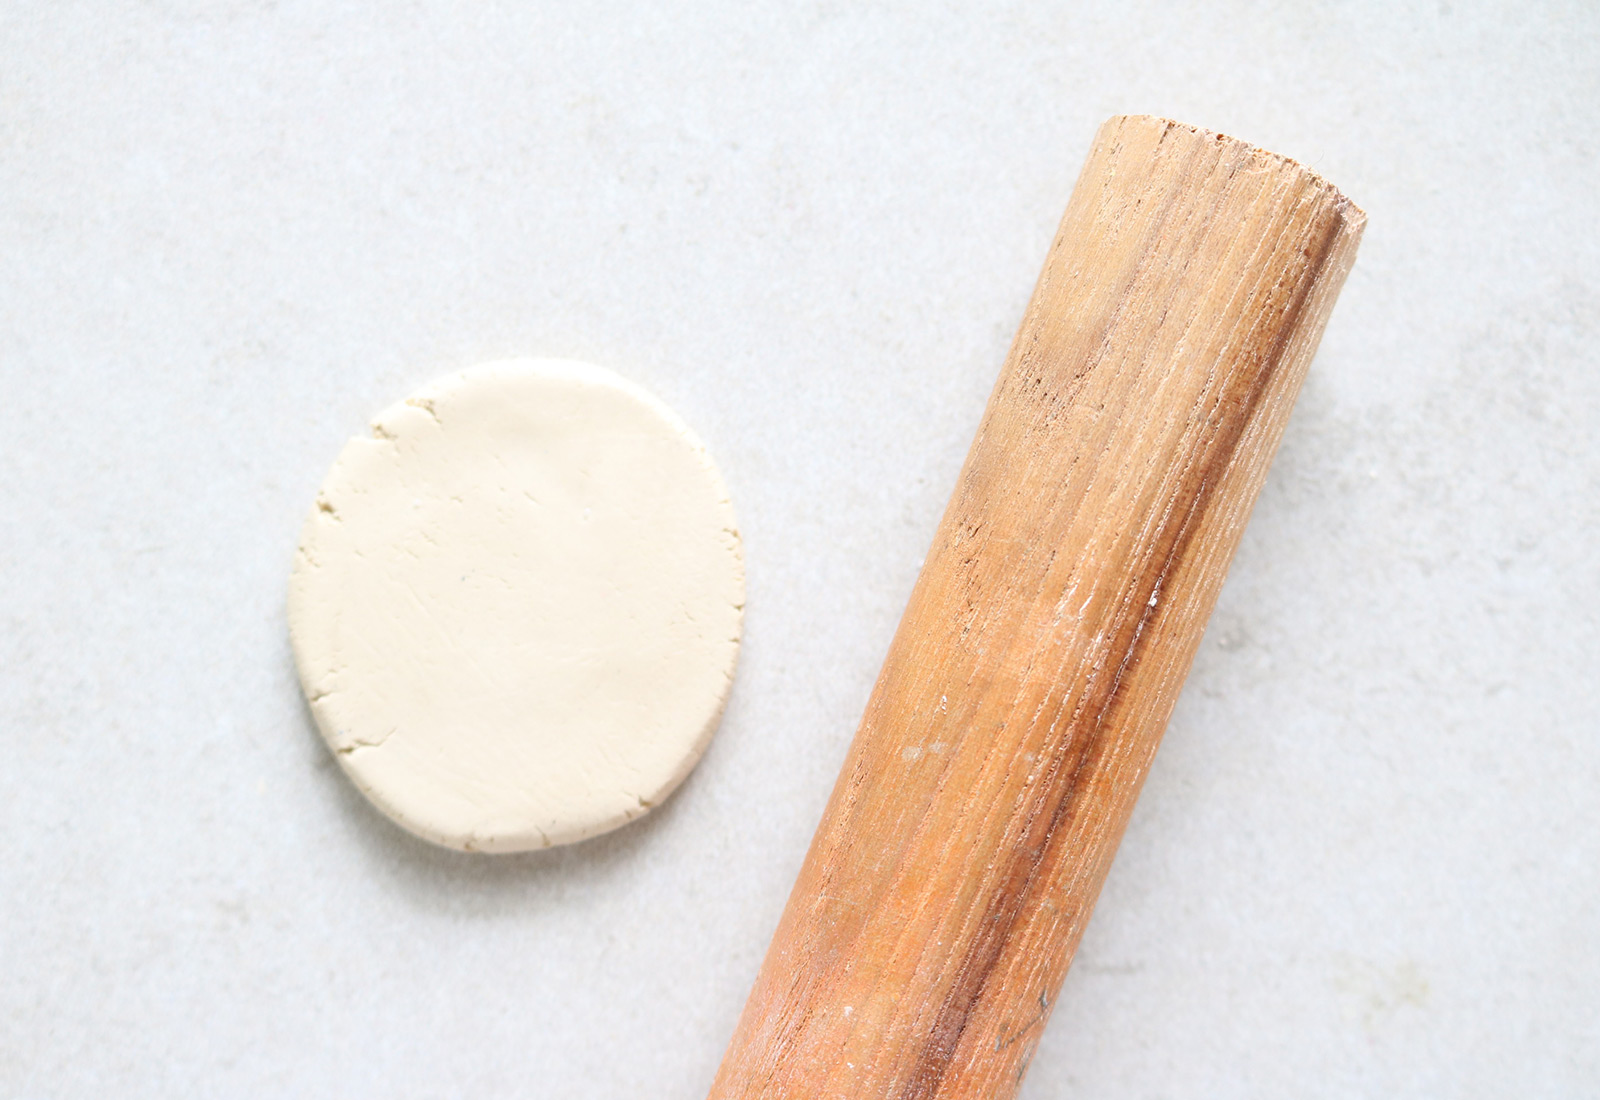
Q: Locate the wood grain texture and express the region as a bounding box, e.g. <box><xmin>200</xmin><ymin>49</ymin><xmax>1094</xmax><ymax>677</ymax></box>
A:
<box><xmin>708</xmin><ymin>115</ymin><xmax>1365</xmax><ymax>1100</ymax></box>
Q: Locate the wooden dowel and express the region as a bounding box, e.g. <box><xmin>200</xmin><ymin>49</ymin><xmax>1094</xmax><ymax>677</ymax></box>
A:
<box><xmin>709</xmin><ymin>115</ymin><xmax>1365</xmax><ymax>1099</ymax></box>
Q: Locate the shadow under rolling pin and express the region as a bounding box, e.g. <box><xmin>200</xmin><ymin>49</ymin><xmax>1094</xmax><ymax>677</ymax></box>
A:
<box><xmin>708</xmin><ymin>115</ymin><xmax>1366</xmax><ymax>1099</ymax></box>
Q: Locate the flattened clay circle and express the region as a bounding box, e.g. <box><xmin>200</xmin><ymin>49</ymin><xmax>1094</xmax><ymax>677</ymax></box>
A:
<box><xmin>288</xmin><ymin>359</ymin><xmax>743</xmax><ymax>851</ymax></box>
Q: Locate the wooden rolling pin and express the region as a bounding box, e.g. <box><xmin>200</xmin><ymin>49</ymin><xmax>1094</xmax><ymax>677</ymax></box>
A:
<box><xmin>709</xmin><ymin>115</ymin><xmax>1365</xmax><ymax>1098</ymax></box>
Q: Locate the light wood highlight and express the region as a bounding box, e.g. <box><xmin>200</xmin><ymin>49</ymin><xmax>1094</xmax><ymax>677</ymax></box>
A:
<box><xmin>709</xmin><ymin>115</ymin><xmax>1365</xmax><ymax>1100</ymax></box>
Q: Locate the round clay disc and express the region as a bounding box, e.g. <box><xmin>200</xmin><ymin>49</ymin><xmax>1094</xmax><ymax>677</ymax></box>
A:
<box><xmin>287</xmin><ymin>359</ymin><xmax>744</xmax><ymax>851</ymax></box>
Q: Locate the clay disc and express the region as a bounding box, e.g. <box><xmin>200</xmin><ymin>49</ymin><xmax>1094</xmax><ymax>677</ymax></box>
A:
<box><xmin>288</xmin><ymin>359</ymin><xmax>744</xmax><ymax>851</ymax></box>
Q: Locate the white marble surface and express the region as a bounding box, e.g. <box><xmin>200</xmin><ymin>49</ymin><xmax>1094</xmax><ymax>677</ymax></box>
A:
<box><xmin>2</xmin><ymin>3</ymin><xmax>1596</xmax><ymax>1096</ymax></box>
